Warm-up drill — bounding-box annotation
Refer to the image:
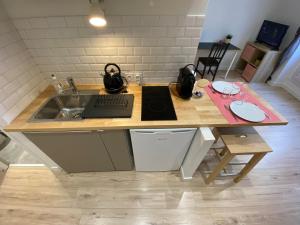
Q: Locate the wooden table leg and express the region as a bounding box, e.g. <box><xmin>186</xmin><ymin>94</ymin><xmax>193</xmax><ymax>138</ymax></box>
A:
<box><xmin>234</xmin><ymin>152</ymin><xmax>267</xmax><ymax>183</ymax></box>
<box><xmin>206</xmin><ymin>152</ymin><xmax>234</xmax><ymax>184</ymax></box>
<box><xmin>219</xmin><ymin>147</ymin><xmax>227</xmax><ymax>157</ymax></box>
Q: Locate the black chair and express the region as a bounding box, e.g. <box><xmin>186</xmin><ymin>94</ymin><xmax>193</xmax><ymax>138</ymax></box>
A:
<box><xmin>196</xmin><ymin>42</ymin><xmax>230</xmax><ymax>81</ymax></box>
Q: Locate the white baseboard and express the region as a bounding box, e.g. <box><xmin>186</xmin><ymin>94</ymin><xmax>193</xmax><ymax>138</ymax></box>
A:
<box><xmin>9</xmin><ymin>164</ymin><xmax>60</xmax><ymax>170</ymax></box>
<box><xmin>9</xmin><ymin>164</ymin><xmax>46</xmax><ymax>167</ymax></box>
<box><xmin>281</xmin><ymin>82</ymin><xmax>300</xmax><ymax>100</ymax></box>
<box><xmin>180</xmin><ymin>166</ymin><xmax>193</xmax><ymax>180</ymax></box>
<box><xmin>269</xmin><ymin>80</ymin><xmax>300</xmax><ymax>101</ymax></box>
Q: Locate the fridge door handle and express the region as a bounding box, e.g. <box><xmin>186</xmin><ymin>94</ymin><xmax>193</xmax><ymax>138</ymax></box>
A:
<box><xmin>132</xmin><ymin>131</ymin><xmax>155</xmax><ymax>134</ymax></box>
<box><xmin>171</xmin><ymin>130</ymin><xmax>195</xmax><ymax>133</ymax></box>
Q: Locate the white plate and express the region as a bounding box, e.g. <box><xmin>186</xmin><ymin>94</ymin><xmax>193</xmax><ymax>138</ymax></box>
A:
<box><xmin>212</xmin><ymin>81</ymin><xmax>240</xmax><ymax>95</ymax></box>
<box><xmin>230</xmin><ymin>101</ymin><xmax>266</xmax><ymax>122</ymax></box>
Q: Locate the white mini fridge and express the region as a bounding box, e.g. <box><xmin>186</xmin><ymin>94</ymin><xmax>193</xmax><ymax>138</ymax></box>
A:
<box><xmin>130</xmin><ymin>128</ymin><xmax>196</xmax><ymax>171</ymax></box>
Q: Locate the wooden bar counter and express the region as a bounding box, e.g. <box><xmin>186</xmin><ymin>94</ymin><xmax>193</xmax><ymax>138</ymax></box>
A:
<box><xmin>4</xmin><ymin>84</ymin><xmax>287</xmax><ymax>132</ymax></box>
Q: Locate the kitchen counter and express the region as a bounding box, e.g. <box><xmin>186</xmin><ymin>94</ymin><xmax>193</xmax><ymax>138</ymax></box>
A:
<box><xmin>4</xmin><ymin>84</ymin><xmax>287</xmax><ymax>132</ymax></box>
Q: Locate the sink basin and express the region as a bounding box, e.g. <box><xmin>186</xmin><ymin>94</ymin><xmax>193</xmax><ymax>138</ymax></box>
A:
<box><xmin>30</xmin><ymin>93</ymin><xmax>96</xmax><ymax>122</ymax></box>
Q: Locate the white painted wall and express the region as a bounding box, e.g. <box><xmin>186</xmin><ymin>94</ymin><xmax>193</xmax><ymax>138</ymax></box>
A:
<box><xmin>199</xmin><ymin>0</ymin><xmax>294</xmax><ymax>70</ymax></box>
<box><xmin>267</xmin><ymin>0</ymin><xmax>300</xmax><ymax>99</ymax></box>
<box><xmin>201</xmin><ymin>0</ymin><xmax>300</xmax><ymax>50</ymax></box>
<box><xmin>201</xmin><ymin>0</ymin><xmax>282</xmax><ymax>49</ymax></box>
<box><xmin>270</xmin><ymin>44</ymin><xmax>300</xmax><ymax>100</ymax></box>
<box><xmin>271</xmin><ymin>0</ymin><xmax>300</xmax><ymax>50</ymax></box>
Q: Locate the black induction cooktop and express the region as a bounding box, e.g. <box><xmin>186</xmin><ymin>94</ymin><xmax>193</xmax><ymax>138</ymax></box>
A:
<box><xmin>141</xmin><ymin>86</ymin><xmax>177</xmax><ymax>121</ymax></box>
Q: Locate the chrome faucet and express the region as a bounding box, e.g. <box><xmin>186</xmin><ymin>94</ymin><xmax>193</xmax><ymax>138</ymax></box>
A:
<box><xmin>65</xmin><ymin>77</ymin><xmax>78</xmax><ymax>94</ymax></box>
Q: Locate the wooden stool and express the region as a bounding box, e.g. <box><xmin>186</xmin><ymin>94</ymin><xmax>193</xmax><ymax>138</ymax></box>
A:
<box><xmin>206</xmin><ymin>127</ymin><xmax>272</xmax><ymax>184</ymax></box>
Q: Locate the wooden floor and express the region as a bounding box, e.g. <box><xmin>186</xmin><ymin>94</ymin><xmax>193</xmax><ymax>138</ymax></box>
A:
<box><xmin>0</xmin><ymin>80</ymin><xmax>300</xmax><ymax>225</ymax></box>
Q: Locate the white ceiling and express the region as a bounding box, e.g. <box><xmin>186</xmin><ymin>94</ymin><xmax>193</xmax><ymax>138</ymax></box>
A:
<box><xmin>1</xmin><ymin>0</ymin><xmax>208</xmax><ymax>18</ymax></box>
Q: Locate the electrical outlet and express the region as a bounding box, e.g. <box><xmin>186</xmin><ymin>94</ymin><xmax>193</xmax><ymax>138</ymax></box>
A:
<box><xmin>135</xmin><ymin>72</ymin><xmax>143</xmax><ymax>85</ymax></box>
<box><xmin>124</xmin><ymin>72</ymin><xmax>143</xmax><ymax>85</ymax></box>
<box><xmin>123</xmin><ymin>72</ymin><xmax>133</xmax><ymax>83</ymax></box>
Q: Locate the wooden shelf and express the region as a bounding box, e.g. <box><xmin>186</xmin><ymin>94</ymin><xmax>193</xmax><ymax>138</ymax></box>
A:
<box><xmin>236</xmin><ymin>42</ymin><xmax>279</xmax><ymax>82</ymax></box>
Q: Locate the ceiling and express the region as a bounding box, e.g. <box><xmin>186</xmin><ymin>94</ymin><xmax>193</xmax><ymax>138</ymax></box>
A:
<box><xmin>1</xmin><ymin>0</ymin><xmax>208</xmax><ymax>18</ymax></box>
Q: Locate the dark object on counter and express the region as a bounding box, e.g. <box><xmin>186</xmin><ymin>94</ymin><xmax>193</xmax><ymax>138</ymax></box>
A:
<box><xmin>176</xmin><ymin>64</ymin><xmax>196</xmax><ymax>99</ymax></box>
<box><xmin>103</xmin><ymin>63</ymin><xmax>127</xmax><ymax>94</ymax></box>
<box><xmin>82</xmin><ymin>94</ymin><xmax>134</xmax><ymax>118</ymax></box>
<box><xmin>141</xmin><ymin>86</ymin><xmax>177</xmax><ymax>121</ymax></box>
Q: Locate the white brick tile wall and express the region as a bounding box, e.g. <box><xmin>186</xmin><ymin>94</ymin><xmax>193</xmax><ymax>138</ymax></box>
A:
<box><xmin>47</xmin><ymin>17</ymin><xmax>67</xmax><ymax>28</ymax></box>
<box><xmin>127</xmin><ymin>56</ymin><xmax>141</xmax><ymax>64</ymax></box>
<box><xmin>135</xmin><ymin>64</ymin><xmax>149</xmax><ymax>71</ymax></box>
<box><xmin>100</xmin><ymin>48</ymin><xmax>118</xmax><ymax>56</ymax></box>
<box><xmin>95</xmin><ymin>56</ymin><xmax>110</xmax><ymax>63</ymax></box>
<box><xmin>124</xmin><ymin>38</ymin><xmax>142</xmax><ymax>47</ymax></box>
<box><xmin>68</xmin><ymin>48</ymin><xmax>86</xmax><ymax>56</ymax></box>
<box><xmin>13</xmin><ymin>19</ymin><xmax>31</xmax><ymax>29</ymax></box>
<box><xmin>85</xmin><ymin>48</ymin><xmax>100</xmax><ymax>55</ymax></box>
<box><xmin>118</xmin><ymin>47</ymin><xmax>133</xmax><ymax>56</ymax></box>
<box><xmin>175</xmin><ymin>38</ymin><xmax>192</xmax><ymax>46</ymax></box>
<box><xmin>134</xmin><ymin>47</ymin><xmax>150</xmax><ymax>56</ymax></box>
<box><xmin>167</xmin><ymin>27</ymin><xmax>185</xmax><ymax>37</ymax></box>
<box><xmin>13</xmin><ymin>15</ymin><xmax>204</xmax><ymax>83</ymax></box>
<box><xmin>141</xmin><ymin>16</ymin><xmax>160</xmax><ymax>26</ymax></box>
<box><xmin>185</xmin><ymin>28</ymin><xmax>202</xmax><ymax>37</ymax></box>
<box><xmin>106</xmin><ymin>16</ymin><xmax>122</xmax><ymax>27</ymax></box>
<box><xmin>65</xmin><ymin>16</ymin><xmax>87</xmax><ymax>27</ymax></box>
<box><xmin>0</xmin><ymin>18</ymin><xmax>45</xmax><ymax>124</ymax></box>
<box><xmin>64</xmin><ymin>57</ymin><xmax>80</xmax><ymax>64</ymax></box>
<box><xmin>79</xmin><ymin>56</ymin><xmax>96</xmax><ymax>63</ymax></box>
<box><xmin>159</xmin><ymin>16</ymin><xmax>177</xmax><ymax>26</ymax></box>
<box><xmin>142</xmin><ymin>56</ymin><xmax>157</xmax><ymax>63</ymax></box>
<box><xmin>119</xmin><ymin>64</ymin><xmax>134</xmax><ymax>71</ymax></box>
<box><xmin>29</xmin><ymin>18</ymin><xmax>48</xmax><ymax>29</ymax></box>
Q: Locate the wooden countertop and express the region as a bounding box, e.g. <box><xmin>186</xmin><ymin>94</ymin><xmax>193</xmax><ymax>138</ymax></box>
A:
<box><xmin>4</xmin><ymin>84</ymin><xmax>287</xmax><ymax>132</ymax></box>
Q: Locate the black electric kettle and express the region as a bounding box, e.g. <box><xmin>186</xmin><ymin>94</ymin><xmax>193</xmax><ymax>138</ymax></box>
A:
<box><xmin>103</xmin><ymin>63</ymin><xmax>127</xmax><ymax>94</ymax></box>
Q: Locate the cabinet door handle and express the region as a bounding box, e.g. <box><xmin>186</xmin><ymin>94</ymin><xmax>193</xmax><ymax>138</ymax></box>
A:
<box><xmin>25</xmin><ymin>130</ymin><xmax>93</xmax><ymax>134</ymax></box>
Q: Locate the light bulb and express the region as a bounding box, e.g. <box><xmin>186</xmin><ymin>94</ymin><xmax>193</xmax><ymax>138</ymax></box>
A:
<box><xmin>89</xmin><ymin>0</ymin><xmax>107</xmax><ymax>27</ymax></box>
<box><xmin>89</xmin><ymin>17</ymin><xmax>107</xmax><ymax>27</ymax></box>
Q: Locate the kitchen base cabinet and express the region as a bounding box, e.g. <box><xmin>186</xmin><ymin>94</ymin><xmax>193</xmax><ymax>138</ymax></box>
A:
<box><xmin>101</xmin><ymin>130</ymin><xmax>133</xmax><ymax>171</ymax></box>
<box><xmin>24</xmin><ymin>130</ymin><xmax>133</xmax><ymax>173</ymax></box>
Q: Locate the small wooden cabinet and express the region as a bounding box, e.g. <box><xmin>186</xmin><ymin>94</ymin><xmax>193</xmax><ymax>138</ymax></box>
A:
<box><xmin>24</xmin><ymin>130</ymin><xmax>133</xmax><ymax>173</ymax></box>
<box><xmin>242</xmin><ymin>64</ymin><xmax>257</xmax><ymax>82</ymax></box>
<box><xmin>237</xmin><ymin>42</ymin><xmax>279</xmax><ymax>82</ymax></box>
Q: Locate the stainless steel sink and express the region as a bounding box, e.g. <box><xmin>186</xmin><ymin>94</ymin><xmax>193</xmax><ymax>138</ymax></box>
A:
<box><xmin>30</xmin><ymin>92</ymin><xmax>98</xmax><ymax>122</ymax></box>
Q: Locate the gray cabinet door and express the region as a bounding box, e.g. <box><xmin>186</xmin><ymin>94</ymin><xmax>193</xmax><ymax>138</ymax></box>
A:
<box><xmin>25</xmin><ymin>131</ymin><xmax>114</xmax><ymax>173</ymax></box>
<box><xmin>101</xmin><ymin>130</ymin><xmax>133</xmax><ymax>171</ymax></box>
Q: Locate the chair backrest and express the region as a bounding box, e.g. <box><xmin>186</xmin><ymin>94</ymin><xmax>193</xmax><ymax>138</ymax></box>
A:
<box><xmin>208</xmin><ymin>42</ymin><xmax>230</xmax><ymax>63</ymax></box>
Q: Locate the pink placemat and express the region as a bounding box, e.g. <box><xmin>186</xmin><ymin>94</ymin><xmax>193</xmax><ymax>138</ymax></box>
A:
<box><xmin>204</xmin><ymin>82</ymin><xmax>282</xmax><ymax>124</ymax></box>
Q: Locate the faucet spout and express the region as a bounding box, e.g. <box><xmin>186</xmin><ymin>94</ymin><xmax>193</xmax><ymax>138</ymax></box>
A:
<box><xmin>66</xmin><ymin>77</ymin><xmax>78</xmax><ymax>94</ymax></box>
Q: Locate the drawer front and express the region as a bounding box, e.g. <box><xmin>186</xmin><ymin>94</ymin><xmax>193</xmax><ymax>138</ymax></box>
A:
<box><xmin>242</xmin><ymin>64</ymin><xmax>257</xmax><ymax>82</ymax></box>
<box><xmin>241</xmin><ymin>44</ymin><xmax>256</xmax><ymax>62</ymax></box>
